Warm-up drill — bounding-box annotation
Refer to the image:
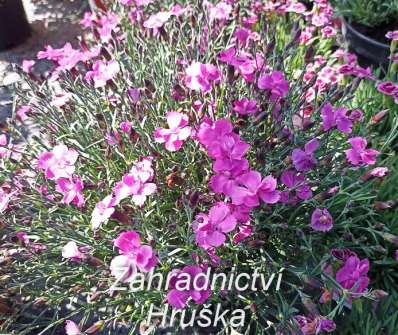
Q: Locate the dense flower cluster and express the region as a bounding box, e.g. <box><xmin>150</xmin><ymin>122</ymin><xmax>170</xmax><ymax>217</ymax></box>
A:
<box><xmin>2</xmin><ymin>0</ymin><xmax>398</xmax><ymax>334</ymax></box>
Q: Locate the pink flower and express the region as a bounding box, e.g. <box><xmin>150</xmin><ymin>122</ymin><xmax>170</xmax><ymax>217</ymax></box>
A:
<box><xmin>345</xmin><ymin>137</ymin><xmax>379</xmax><ymax>166</ymax></box>
<box><xmin>386</xmin><ymin>30</ymin><xmax>398</xmax><ymax>41</ymax></box>
<box><xmin>38</xmin><ymin>144</ymin><xmax>78</xmax><ymax>180</ymax></box>
<box><xmin>230</xmin><ymin>171</ymin><xmax>280</xmax><ymax>207</ymax></box>
<box><xmin>321</xmin><ymin>26</ymin><xmax>336</xmax><ymax>38</ymax></box>
<box><xmin>120</xmin><ymin>121</ymin><xmax>132</xmax><ymax>133</ymax></box>
<box><xmin>280</xmin><ymin>170</ymin><xmax>312</xmax><ymax>204</ymax></box>
<box><xmin>51</xmin><ymin>92</ymin><xmax>72</xmax><ymax>108</ymax></box>
<box><xmin>91</xmin><ymin>195</ymin><xmax>115</xmax><ymax>230</ymax></box>
<box><xmin>208</xmin><ymin>2</ymin><xmax>232</xmax><ymax>21</ymax></box>
<box><xmin>112</xmin><ymin>173</ymin><xmax>156</xmax><ymax>206</ymax></box>
<box><xmin>62</xmin><ymin>241</ymin><xmax>84</xmax><ymax>262</ymax></box>
<box><xmin>292</xmin><ymin>139</ymin><xmax>319</xmax><ymax>172</ymax></box>
<box><xmin>0</xmin><ymin>187</ymin><xmax>15</xmax><ymax>213</ymax></box>
<box><xmin>154</xmin><ymin>112</ymin><xmax>191</xmax><ymax>151</ymax></box>
<box><xmin>167</xmin><ymin>265</ymin><xmax>211</xmax><ymax>309</ymax></box>
<box><xmin>56</xmin><ymin>177</ymin><xmax>85</xmax><ymax>207</ymax></box>
<box><xmin>22</xmin><ymin>60</ymin><xmax>35</xmax><ymax>73</ymax></box>
<box><xmin>369</xmin><ymin>167</ymin><xmax>389</xmax><ymax>177</ymax></box>
<box><xmin>321</xmin><ymin>102</ymin><xmax>352</xmax><ymax>133</ymax></box>
<box><xmin>193</xmin><ymin>202</ymin><xmax>237</xmax><ymax>249</ymax></box>
<box><xmin>184</xmin><ymin>62</ymin><xmax>222</xmax><ymax>93</ymax></box>
<box><xmin>258</xmin><ymin>71</ymin><xmax>289</xmax><ymax>101</ymax></box>
<box><xmin>97</xmin><ymin>12</ymin><xmax>120</xmax><ymax>42</ymax></box>
<box><xmin>0</xmin><ymin>134</ymin><xmax>9</xmax><ymax>159</ymax></box>
<box><xmin>143</xmin><ymin>11</ymin><xmax>172</xmax><ymax>29</ymax></box>
<box><xmin>16</xmin><ymin>105</ymin><xmax>31</xmax><ymax>122</ymax></box>
<box><xmin>80</xmin><ymin>11</ymin><xmax>96</xmax><ymax>28</ymax></box>
<box><xmin>233</xmin><ymin>98</ymin><xmax>257</xmax><ymax>115</ymax></box>
<box><xmin>65</xmin><ymin>320</ymin><xmax>82</xmax><ymax>335</ymax></box>
<box><xmin>310</xmin><ymin>208</ymin><xmax>333</xmax><ymax>232</ymax></box>
<box><xmin>336</xmin><ymin>256</ymin><xmax>369</xmax><ymax>299</ymax></box>
<box><xmin>233</xmin><ymin>223</ymin><xmax>252</xmax><ymax>244</ymax></box>
<box><xmin>110</xmin><ymin>231</ymin><xmax>157</xmax><ymax>282</ymax></box>
<box><xmin>85</xmin><ymin>60</ymin><xmax>120</xmax><ymax>88</ymax></box>
<box><xmin>377</xmin><ymin>81</ymin><xmax>398</xmax><ymax>96</ymax></box>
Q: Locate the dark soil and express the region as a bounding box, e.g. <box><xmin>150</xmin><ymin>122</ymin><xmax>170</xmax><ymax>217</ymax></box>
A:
<box><xmin>351</xmin><ymin>20</ymin><xmax>398</xmax><ymax>45</ymax></box>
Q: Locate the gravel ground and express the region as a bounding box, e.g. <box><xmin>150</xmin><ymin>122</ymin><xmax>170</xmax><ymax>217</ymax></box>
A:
<box><xmin>0</xmin><ymin>0</ymin><xmax>88</xmax><ymax>123</ymax></box>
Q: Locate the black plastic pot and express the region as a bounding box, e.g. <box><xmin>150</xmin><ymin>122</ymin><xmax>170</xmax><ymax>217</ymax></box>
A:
<box><xmin>341</xmin><ymin>17</ymin><xmax>390</xmax><ymax>67</ymax></box>
<box><xmin>0</xmin><ymin>0</ymin><xmax>31</xmax><ymax>51</ymax></box>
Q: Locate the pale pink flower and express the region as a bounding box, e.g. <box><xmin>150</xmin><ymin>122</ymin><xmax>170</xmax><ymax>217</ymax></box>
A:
<box><xmin>91</xmin><ymin>195</ymin><xmax>115</xmax><ymax>230</ymax></box>
<box><xmin>0</xmin><ymin>187</ymin><xmax>15</xmax><ymax>213</ymax></box>
<box><xmin>16</xmin><ymin>105</ymin><xmax>31</xmax><ymax>122</ymax></box>
<box><xmin>51</xmin><ymin>92</ymin><xmax>72</xmax><ymax>108</ymax></box>
<box><xmin>98</xmin><ymin>12</ymin><xmax>120</xmax><ymax>42</ymax></box>
<box><xmin>369</xmin><ymin>167</ymin><xmax>388</xmax><ymax>177</ymax></box>
<box><xmin>56</xmin><ymin>177</ymin><xmax>85</xmax><ymax>207</ymax></box>
<box><xmin>62</xmin><ymin>241</ymin><xmax>84</xmax><ymax>261</ymax></box>
<box><xmin>65</xmin><ymin>320</ymin><xmax>82</xmax><ymax>335</ymax></box>
<box><xmin>143</xmin><ymin>11</ymin><xmax>172</xmax><ymax>29</ymax></box>
<box><xmin>154</xmin><ymin>111</ymin><xmax>191</xmax><ymax>152</ymax></box>
<box><xmin>38</xmin><ymin>144</ymin><xmax>78</xmax><ymax>180</ymax></box>
<box><xmin>22</xmin><ymin>60</ymin><xmax>35</xmax><ymax>73</ymax></box>
<box><xmin>208</xmin><ymin>2</ymin><xmax>232</xmax><ymax>21</ymax></box>
<box><xmin>85</xmin><ymin>60</ymin><xmax>120</xmax><ymax>88</ymax></box>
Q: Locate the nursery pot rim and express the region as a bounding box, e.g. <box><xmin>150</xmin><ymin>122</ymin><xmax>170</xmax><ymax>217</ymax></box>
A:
<box><xmin>341</xmin><ymin>16</ymin><xmax>390</xmax><ymax>51</ymax></box>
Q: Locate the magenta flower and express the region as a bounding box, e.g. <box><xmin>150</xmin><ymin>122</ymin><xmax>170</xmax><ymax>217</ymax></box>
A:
<box><xmin>167</xmin><ymin>265</ymin><xmax>211</xmax><ymax>309</ymax></box>
<box><xmin>197</xmin><ymin>118</ymin><xmax>233</xmax><ymax>151</ymax></box>
<box><xmin>233</xmin><ymin>98</ymin><xmax>257</xmax><ymax>115</ymax></box>
<box><xmin>377</xmin><ymin>81</ymin><xmax>398</xmax><ymax>96</ymax></box>
<box><xmin>193</xmin><ymin>202</ymin><xmax>237</xmax><ymax>249</ymax></box>
<box><xmin>184</xmin><ymin>62</ymin><xmax>222</xmax><ymax>93</ymax></box>
<box><xmin>386</xmin><ymin>30</ymin><xmax>398</xmax><ymax>41</ymax></box>
<box><xmin>292</xmin><ymin>139</ymin><xmax>319</xmax><ymax>172</ymax></box>
<box><xmin>310</xmin><ymin>208</ymin><xmax>333</xmax><ymax>232</ymax></box>
<box><xmin>110</xmin><ymin>230</ymin><xmax>157</xmax><ymax>282</ymax></box>
<box><xmin>38</xmin><ymin>144</ymin><xmax>78</xmax><ymax>180</ymax></box>
<box><xmin>280</xmin><ymin>170</ymin><xmax>312</xmax><ymax>204</ymax></box>
<box><xmin>258</xmin><ymin>71</ymin><xmax>289</xmax><ymax>101</ymax></box>
<box><xmin>91</xmin><ymin>195</ymin><xmax>115</xmax><ymax>230</ymax></box>
<box><xmin>345</xmin><ymin>137</ymin><xmax>379</xmax><ymax>166</ymax></box>
<box><xmin>56</xmin><ymin>177</ymin><xmax>85</xmax><ymax>208</ymax></box>
<box><xmin>85</xmin><ymin>60</ymin><xmax>120</xmax><ymax>88</ymax></box>
<box><xmin>120</xmin><ymin>121</ymin><xmax>132</xmax><ymax>133</ymax></box>
<box><xmin>154</xmin><ymin>111</ymin><xmax>191</xmax><ymax>152</ymax></box>
<box><xmin>230</xmin><ymin>171</ymin><xmax>280</xmax><ymax>207</ymax></box>
<box><xmin>321</xmin><ymin>102</ymin><xmax>352</xmax><ymax>133</ymax></box>
<box><xmin>369</xmin><ymin>167</ymin><xmax>389</xmax><ymax>177</ymax></box>
<box><xmin>62</xmin><ymin>241</ymin><xmax>84</xmax><ymax>262</ymax></box>
<box><xmin>233</xmin><ymin>223</ymin><xmax>252</xmax><ymax>244</ymax></box>
<box><xmin>336</xmin><ymin>256</ymin><xmax>370</xmax><ymax>299</ymax></box>
<box><xmin>210</xmin><ymin>158</ymin><xmax>248</xmax><ymax>195</ymax></box>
